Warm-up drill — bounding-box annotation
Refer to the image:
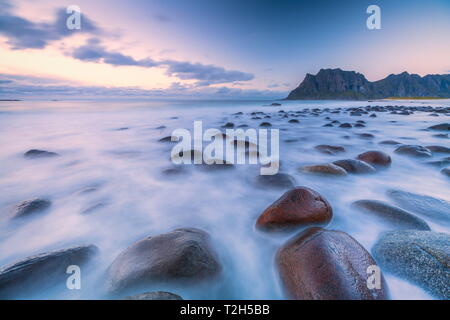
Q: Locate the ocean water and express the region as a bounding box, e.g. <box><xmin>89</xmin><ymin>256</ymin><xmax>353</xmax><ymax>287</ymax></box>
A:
<box><xmin>0</xmin><ymin>99</ymin><xmax>449</xmax><ymax>300</ymax></box>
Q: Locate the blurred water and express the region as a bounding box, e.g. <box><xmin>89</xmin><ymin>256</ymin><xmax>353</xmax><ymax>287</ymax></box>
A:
<box><xmin>0</xmin><ymin>99</ymin><xmax>449</xmax><ymax>300</ymax></box>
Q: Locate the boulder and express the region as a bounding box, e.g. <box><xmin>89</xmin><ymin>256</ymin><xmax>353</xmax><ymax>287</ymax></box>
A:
<box><xmin>300</xmin><ymin>163</ymin><xmax>347</xmax><ymax>176</ymax></box>
<box><xmin>352</xmin><ymin>200</ymin><xmax>430</xmax><ymax>230</ymax></box>
<box><xmin>106</xmin><ymin>228</ymin><xmax>221</xmax><ymax>294</ymax></box>
<box><xmin>124</xmin><ymin>291</ymin><xmax>183</xmax><ymax>300</ymax></box>
<box><xmin>372</xmin><ymin>230</ymin><xmax>450</xmax><ymax>299</ymax></box>
<box><xmin>356</xmin><ymin>151</ymin><xmax>392</xmax><ymax>167</ymax></box>
<box><xmin>0</xmin><ymin>245</ymin><xmax>98</xmax><ymax>299</ymax></box>
<box><xmin>256</xmin><ymin>187</ymin><xmax>332</xmax><ymax>231</ymax></box>
<box><xmin>387</xmin><ymin>189</ymin><xmax>450</xmax><ymax>225</ymax></box>
<box><xmin>394</xmin><ymin>145</ymin><xmax>432</xmax><ymax>158</ymax></box>
<box><xmin>277</xmin><ymin>228</ymin><xmax>388</xmax><ymax>300</ymax></box>
<box><xmin>333</xmin><ymin>159</ymin><xmax>376</xmax><ymax>174</ymax></box>
<box><xmin>12</xmin><ymin>198</ymin><xmax>51</xmax><ymax>219</ymax></box>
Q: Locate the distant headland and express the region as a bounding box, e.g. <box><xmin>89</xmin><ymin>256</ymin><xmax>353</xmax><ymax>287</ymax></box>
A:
<box><xmin>285</xmin><ymin>68</ymin><xmax>450</xmax><ymax>100</ymax></box>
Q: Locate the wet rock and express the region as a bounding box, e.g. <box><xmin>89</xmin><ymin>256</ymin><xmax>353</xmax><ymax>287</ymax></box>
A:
<box><xmin>124</xmin><ymin>291</ymin><xmax>183</xmax><ymax>300</ymax></box>
<box><xmin>428</xmin><ymin>123</ymin><xmax>450</xmax><ymax>131</ymax></box>
<box><xmin>221</xmin><ymin>122</ymin><xmax>235</xmax><ymax>128</ymax></box>
<box><xmin>323</xmin><ymin>123</ymin><xmax>333</xmax><ymax>127</ymax></box>
<box><xmin>387</xmin><ymin>189</ymin><xmax>450</xmax><ymax>224</ymax></box>
<box><xmin>314</xmin><ymin>145</ymin><xmax>346</xmax><ymax>155</ymax></box>
<box><xmin>0</xmin><ymin>245</ymin><xmax>98</xmax><ymax>299</ymax></box>
<box><xmin>339</xmin><ymin>123</ymin><xmax>352</xmax><ymax>128</ymax></box>
<box><xmin>107</xmin><ymin>228</ymin><xmax>221</xmax><ymax>295</ymax></box>
<box><xmin>333</xmin><ymin>159</ymin><xmax>375</xmax><ymax>174</ymax></box>
<box><xmin>12</xmin><ymin>198</ymin><xmax>51</xmax><ymax>219</ymax></box>
<box><xmin>394</xmin><ymin>145</ymin><xmax>432</xmax><ymax>158</ymax></box>
<box><xmin>379</xmin><ymin>140</ymin><xmax>401</xmax><ymax>145</ymax></box>
<box><xmin>259</xmin><ymin>122</ymin><xmax>272</xmax><ymax>127</ymax></box>
<box><xmin>354</xmin><ymin>123</ymin><xmax>366</xmax><ymax>128</ymax></box>
<box><xmin>277</xmin><ymin>228</ymin><xmax>388</xmax><ymax>300</ymax></box>
<box><xmin>441</xmin><ymin>167</ymin><xmax>450</xmax><ymax>177</ymax></box>
<box><xmin>300</xmin><ymin>163</ymin><xmax>347</xmax><ymax>176</ymax></box>
<box><xmin>288</xmin><ymin>119</ymin><xmax>299</xmax><ymax>124</ymax></box>
<box><xmin>370</xmin><ymin>113</ymin><xmax>377</xmax><ymax>118</ymax></box>
<box><xmin>256</xmin><ymin>187</ymin><xmax>332</xmax><ymax>231</ymax></box>
<box><xmin>24</xmin><ymin>149</ymin><xmax>59</xmax><ymax>158</ymax></box>
<box><xmin>357</xmin><ymin>151</ymin><xmax>392</xmax><ymax>167</ymax></box>
<box><xmin>271</xmin><ymin>102</ymin><xmax>282</xmax><ymax>106</ymax></box>
<box><xmin>356</xmin><ymin>133</ymin><xmax>375</xmax><ymax>139</ymax></box>
<box><xmin>352</xmin><ymin>200</ymin><xmax>430</xmax><ymax>231</ymax></box>
<box><xmin>432</xmin><ymin>133</ymin><xmax>449</xmax><ymax>139</ymax></box>
<box><xmin>255</xmin><ymin>173</ymin><xmax>296</xmax><ymax>190</ymax></box>
<box><xmin>372</xmin><ymin>230</ymin><xmax>450</xmax><ymax>299</ymax></box>
<box><xmin>425</xmin><ymin>146</ymin><xmax>450</xmax><ymax>154</ymax></box>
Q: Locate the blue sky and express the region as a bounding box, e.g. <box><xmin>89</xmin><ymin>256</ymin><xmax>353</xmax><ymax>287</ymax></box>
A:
<box><xmin>0</xmin><ymin>0</ymin><xmax>449</xmax><ymax>99</ymax></box>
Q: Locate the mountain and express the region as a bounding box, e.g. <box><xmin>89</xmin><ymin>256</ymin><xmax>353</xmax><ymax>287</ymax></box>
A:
<box><xmin>285</xmin><ymin>68</ymin><xmax>450</xmax><ymax>100</ymax></box>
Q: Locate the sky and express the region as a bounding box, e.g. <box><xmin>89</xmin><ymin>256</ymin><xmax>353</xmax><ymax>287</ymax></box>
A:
<box><xmin>0</xmin><ymin>0</ymin><xmax>449</xmax><ymax>99</ymax></box>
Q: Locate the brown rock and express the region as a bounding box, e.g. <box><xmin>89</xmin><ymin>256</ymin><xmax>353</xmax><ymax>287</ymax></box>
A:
<box><xmin>256</xmin><ymin>187</ymin><xmax>332</xmax><ymax>231</ymax></box>
<box><xmin>314</xmin><ymin>145</ymin><xmax>346</xmax><ymax>155</ymax></box>
<box><xmin>276</xmin><ymin>228</ymin><xmax>388</xmax><ymax>300</ymax></box>
<box><xmin>300</xmin><ymin>163</ymin><xmax>347</xmax><ymax>176</ymax></box>
<box><xmin>357</xmin><ymin>151</ymin><xmax>392</xmax><ymax>167</ymax></box>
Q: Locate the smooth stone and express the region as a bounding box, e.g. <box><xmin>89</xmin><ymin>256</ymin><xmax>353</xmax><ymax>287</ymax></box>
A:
<box><xmin>256</xmin><ymin>187</ymin><xmax>332</xmax><ymax>231</ymax></box>
<box><xmin>277</xmin><ymin>228</ymin><xmax>388</xmax><ymax>300</ymax></box>
<box><xmin>372</xmin><ymin>230</ymin><xmax>450</xmax><ymax>299</ymax></box>
<box><xmin>356</xmin><ymin>133</ymin><xmax>375</xmax><ymax>139</ymax></box>
<box><xmin>425</xmin><ymin>146</ymin><xmax>450</xmax><ymax>154</ymax></box>
<box><xmin>288</xmin><ymin>119</ymin><xmax>299</xmax><ymax>123</ymax></box>
<box><xmin>339</xmin><ymin>123</ymin><xmax>352</xmax><ymax>128</ymax></box>
<box><xmin>254</xmin><ymin>173</ymin><xmax>296</xmax><ymax>190</ymax></box>
<box><xmin>394</xmin><ymin>145</ymin><xmax>432</xmax><ymax>158</ymax></box>
<box><xmin>300</xmin><ymin>163</ymin><xmax>347</xmax><ymax>176</ymax></box>
<box><xmin>387</xmin><ymin>189</ymin><xmax>450</xmax><ymax>224</ymax></box>
<box><xmin>106</xmin><ymin>228</ymin><xmax>221</xmax><ymax>294</ymax></box>
<box><xmin>12</xmin><ymin>198</ymin><xmax>51</xmax><ymax>218</ymax></box>
<box><xmin>352</xmin><ymin>200</ymin><xmax>430</xmax><ymax>231</ymax></box>
<box><xmin>0</xmin><ymin>245</ymin><xmax>98</xmax><ymax>299</ymax></box>
<box><xmin>428</xmin><ymin>123</ymin><xmax>450</xmax><ymax>131</ymax></box>
<box><xmin>124</xmin><ymin>291</ymin><xmax>183</xmax><ymax>300</ymax></box>
<box><xmin>314</xmin><ymin>145</ymin><xmax>346</xmax><ymax>155</ymax></box>
<box><xmin>259</xmin><ymin>122</ymin><xmax>272</xmax><ymax>127</ymax></box>
<box><xmin>333</xmin><ymin>159</ymin><xmax>376</xmax><ymax>174</ymax></box>
<box><xmin>379</xmin><ymin>140</ymin><xmax>401</xmax><ymax>145</ymax></box>
<box><xmin>24</xmin><ymin>149</ymin><xmax>59</xmax><ymax>158</ymax></box>
<box><xmin>356</xmin><ymin>151</ymin><xmax>392</xmax><ymax>167</ymax></box>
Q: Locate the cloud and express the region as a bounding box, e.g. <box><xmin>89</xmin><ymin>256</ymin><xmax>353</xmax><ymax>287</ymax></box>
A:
<box><xmin>0</xmin><ymin>1</ymin><xmax>99</xmax><ymax>49</ymax></box>
<box><xmin>72</xmin><ymin>38</ymin><xmax>157</xmax><ymax>67</ymax></box>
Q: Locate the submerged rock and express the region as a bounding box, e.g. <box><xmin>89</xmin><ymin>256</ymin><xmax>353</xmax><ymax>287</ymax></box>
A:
<box><xmin>372</xmin><ymin>230</ymin><xmax>450</xmax><ymax>299</ymax></box>
<box><xmin>106</xmin><ymin>228</ymin><xmax>221</xmax><ymax>294</ymax></box>
<box><xmin>277</xmin><ymin>228</ymin><xmax>388</xmax><ymax>300</ymax></box>
<box><xmin>12</xmin><ymin>198</ymin><xmax>51</xmax><ymax>219</ymax></box>
<box><xmin>124</xmin><ymin>291</ymin><xmax>183</xmax><ymax>300</ymax></box>
<box><xmin>428</xmin><ymin>123</ymin><xmax>450</xmax><ymax>131</ymax></box>
<box><xmin>288</xmin><ymin>119</ymin><xmax>299</xmax><ymax>123</ymax></box>
<box><xmin>394</xmin><ymin>145</ymin><xmax>432</xmax><ymax>158</ymax></box>
<box><xmin>339</xmin><ymin>123</ymin><xmax>352</xmax><ymax>128</ymax></box>
<box><xmin>379</xmin><ymin>140</ymin><xmax>401</xmax><ymax>145</ymax></box>
<box><xmin>352</xmin><ymin>200</ymin><xmax>430</xmax><ymax>231</ymax></box>
<box><xmin>425</xmin><ymin>145</ymin><xmax>450</xmax><ymax>154</ymax></box>
<box><xmin>256</xmin><ymin>187</ymin><xmax>332</xmax><ymax>231</ymax></box>
<box><xmin>24</xmin><ymin>149</ymin><xmax>59</xmax><ymax>158</ymax></box>
<box><xmin>0</xmin><ymin>245</ymin><xmax>98</xmax><ymax>299</ymax></box>
<box><xmin>300</xmin><ymin>163</ymin><xmax>347</xmax><ymax>176</ymax></box>
<box><xmin>441</xmin><ymin>167</ymin><xmax>450</xmax><ymax>177</ymax></box>
<box><xmin>357</xmin><ymin>151</ymin><xmax>392</xmax><ymax>167</ymax></box>
<box><xmin>259</xmin><ymin>122</ymin><xmax>272</xmax><ymax>127</ymax></box>
<box><xmin>254</xmin><ymin>173</ymin><xmax>296</xmax><ymax>190</ymax></box>
<box><xmin>387</xmin><ymin>189</ymin><xmax>450</xmax><ymax>224</ymax></box>
<box><xmin>333</xmin><ymin>159</ymin><xmax>375</xmax><ymax>174</ymax></box>
<box><xmin>314</xmin><ymin>145</ymin><xmax>346</xmax><ymax>155</ymax></box>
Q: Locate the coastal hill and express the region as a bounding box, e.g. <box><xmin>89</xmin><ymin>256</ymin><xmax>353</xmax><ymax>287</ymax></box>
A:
<box><xmin>285</xmin><ymin>68</ymin><xmax>450</xmax><ymax>100</ymax></box>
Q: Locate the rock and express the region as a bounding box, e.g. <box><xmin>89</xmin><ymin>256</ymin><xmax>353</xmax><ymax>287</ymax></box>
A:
<box><xmin>288</xmin><ymin>119</ymin><xmax>299</xmax><ymax>123</ymax></box>
<box><xmin>259</xmin><ymin>122</ymin><xmax>272</xmax><ymax>127</ymax></box>
<box><xmin>352</xmin><ymin>200</ymin><xmax>430</xmax><ymax>231</ymax></box>
<box><xmin>256</xmin><ymin>187</ymin><xmax>332</xmax><ymax>231</ymax></box>
<box><xmin>255</xmin><ymin>173</ymin><xmax>296</xmax><ymax>190</ymax></box>
<box><xmin>428</xmin><ymin>123</ymin><xmax>450</xmax><ymax>131</ymax></box>
<box><xmin>124</xmin><ymin>291</ymin><xmax>183</xmax><ymax>300</ymax></box>
<box><xmin>370</xmin><ymin>113</ymin><xmax>377</xmax><ymax>118</ymax></box>
<box><xmin>425</xmin><ymin>159</ymin><xmax>450</xmax><ymax>168</ymax></box>
<box><xmin>333</xmin><ymin>159</ymin><xmax>375</xmax><ymax>174</ymax></box>
<box><xmin>300</xmin><ymin>163</ymin><xmax>347</xmax><ymax>176</ymax></box>
<box><xmin>441</xmin><ymin>167</ymin><xmax>450</xmax><ymax>177</ymax></box>
<box><xmin>356</xmin><ymin>151</ymin><xmax>392</xmax><ymax>167</ymax></box>
<box><xmin>106</xmin><ymin>228</ymin><xmax>221</xmax><ymax>294</ymax></box>
<box><xmin>277</xmin><ymin>228</ymin><xmax>388</xmax><ymax>300</ymax></box>
<box><xmin>323</xmin><ymin>123</ymin><xmax>333</xmax><ymax>127</ymax></box>
<box><xmin>0</xmin><ymin>245</ymin><xmax>98</xmax><ymax>299</ymax></box>
<box><xmin>432</xmin><ymin>133</ymin><xmax>449</xmax><ymax>139</ymax></box>
<box><xmin>387</xmin><ymin>189</ymin><xmax>450</xmax><ymax>224</ymax></box>
<box><xmin>372</xmin><ymin>230</ymin><xmax>450</xmax><ymax>299</ymax></box>
<box><xmin>354</xmin><ymin>123</ymin><xmax>366</xmax><ymax>128</ymax></box>
<box><xmin>379</xmin><ymin>140</ymin><xmax>401</xmax><ymax>145</ymax></box>
<box><xmin>24</xmin><ymin>149</ymin><xmax>59</xmax><ymax>158</ymax></box>
<box><xmin>221</xmin><ymin>122</ymin><xmax>234</xmax><ymax>128</ymax></box>
<box><xmin>12</xmin><ymin>198</ymin><xmax>51</xmax><ymax>218</ymax></box>
<box><xmin>314</xmin><ymin>145</ymin><xmax>345</xmax><ymax>155</ymax></box>
<box><xmin>339</xmin><ymin>123</ymin><xmax>352</xmax><ymax>128</ymax></box>
<box><xmin>271</xmin><ymin>102</ymin><xmax>282</xmax><ymax>106</ymax></box>
<box><xmin>394</xmin><ymin>145</ymin><xmax>432</xmax><ymax>158</ymax></box>
<box><xmin>425</xmin><ymin>146</ymin><xmax>450</xmax><ymax>154</ymax></box>
<box><xmin>356</xmin><ymin>133</ymin><xmax>375</xmax><ymax>139</ymax></box>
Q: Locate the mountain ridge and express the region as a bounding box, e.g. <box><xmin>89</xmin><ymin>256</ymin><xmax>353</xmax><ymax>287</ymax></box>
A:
<box><xmin>285</xmin><ymin>68</ymin><xmax>450</xmax><ymax>100</ymax></box>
